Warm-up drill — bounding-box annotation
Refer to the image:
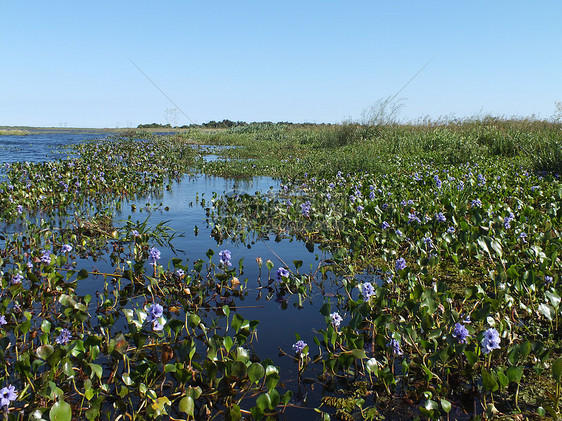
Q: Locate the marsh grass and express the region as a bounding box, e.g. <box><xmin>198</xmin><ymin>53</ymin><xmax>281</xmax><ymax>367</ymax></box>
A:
<box><xmin>0</xmin><ymin>128</ymin><xmax>30</xmax><ymax>135</ymax></box>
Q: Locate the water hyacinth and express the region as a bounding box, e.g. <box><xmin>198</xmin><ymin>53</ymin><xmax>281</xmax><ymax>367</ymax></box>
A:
<box><xmin>292</xmin><ymin>340</ymin><xmax>307</xmax><ymax>355</ymax></box>
<box><xmin>452</xmin><ymin>323</ymin><xmax>470</xmax><ymax>344</ymax></box>
<box><xmin>60</xmin><ymin>244</ymin><xmax>73</xmax><ymax>253</ymax></box>
<box><xmin>219</xmin><ymin>249</ymin><xmax>232</xmax><ymax>267</ymax></box>
<box><xmin>387</xmin><ymin>338</ymin><xmax>403</xmax><ymax>356</ymax></box>
<box><xmin>0</xmin><ymin>385</ymin><xmax>17</xmax><ymax>410</ymax></box>
<box><xmin>330</xmin><ymin>312</ymin><xmax>343</xmax><ymax>328</ymax></box>
<box><xmin>301</xmin><ymin>200</ymin><xmax>312</xmax><ymax>217</ymax></box>
<box><xmin>0</xmin><ymin>316</ymin><xmax>6</xmax><ymax>326</ymax></box>
<box><xmin>11</xmin><ymin>274</ymin><xmax>23</xmax><ymax>284</ymax></box>
<box><xmin>395</xmin><ymin>257</ymin><xmax>406</xmax><ymax>271</ymax></box>
<box><xmin>55</xmin><ymin>328</ymin><xmax>72</xmax><ymax>345</ymax></box>
<box><xmin>146</xmin><ymin>303</ymin><xmax>163</xmax><ymax>321</ymax></box>
<box><xmin>360</xmin><ymin>282</ymin><xmax>375</xmax><ymax>299</ymax></box>
<box><xmin>435</xmin><ymin>212</ymin><xmax>446</xmax><ymax>223</ymax></box>
<box><xmin>16</xmin><ymin>204</ymin><xmax>23</xmax><ymax>214</ymax></box>
<box><xmin>471</xmin><ymin>198</ymin><xmax>482</xmax><ymax>208</ymax></box>
<box><xmin>481</xmin><ymin>328</ymin><xmax>501</xmax><ymax>354</ymax></box>
<box><xmin>40</xmin><ymin>250</ymin><xmax>51</xmax><ymax>264</ymax></box>
<box><xmin>149</xmin><ymin>246</ymin><xmax>161</xmax><ymax>265</ymax></box>
<box><xmin>276</xmin><ymin>267</ymin><xmax>290</xmax><ymax>282</ymax></box>
<box><xmin>381</xmin><ymin>221</ymin><xmax>390</xmax><ymax>230</ymax></box>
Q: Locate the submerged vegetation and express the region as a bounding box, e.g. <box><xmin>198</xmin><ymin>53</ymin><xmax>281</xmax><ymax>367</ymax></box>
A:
<box><xmin>0</xmin><ymin>118</ymin><xmax>560</xmax><ymax>420</ymax></box>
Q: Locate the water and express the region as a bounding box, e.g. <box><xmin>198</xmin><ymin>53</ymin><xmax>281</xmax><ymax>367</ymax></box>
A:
<box><xmin>1</xmin><ymin>130</ymin><xmax>339</xmax><ymax>418</ymax></box>
<box><xmin>0</xmin><ymin>129</ymin><xmax>110</xmax><ymax>163</ymax></box>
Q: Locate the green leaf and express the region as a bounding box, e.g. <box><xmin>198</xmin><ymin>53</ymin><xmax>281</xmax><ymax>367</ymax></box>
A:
<box><xmin>464</xmin><ymin>350</ymin><xmax>478</xmax><ymax>367</ymax></box>
<box><xmin>351</xmin><ymin>348</ymin><xmax>367</xmax><ymax>359</ymax></box>
<box><xmin>497</xmin><ymin>371</ymin><xmax>509</xmax><ymax>388</ymax></box>
<box><xmin>50</xmin><ymin>400</ymin><xmax>72</xmax><ymax>421</ymax></box>
<box><xmin>179</xmin><ymin>396</ymin><xmax>194</xmax><ymax>416</ymax></box>
<box><xmin>538</xmin><ymin>303</ymin><xmax>555</xmax><ymax>321</ymax></box>
<box><xmin>506</xmin><ymin>366</ymin><xmax>523</xmax><ymax>383</ymax></box>
<box><xmin>482</xmin><ymin>369</ymin><xmax>498</xmax><ymax>392</ymax></box>
<box><xmin>226</xmin><ymin>404</ymin><xmax>241</xmax><ymax>421</ymax></box>
<box><xmin>256</xmin><ymin>393</ymin><xmax>271</xmax><ymax>411</ymax></box>
<box><xmin>440</xmin><ymin>398</ymin><xmax>452</xmax><ymax>414</ymax></box>
<box><xmin>188</xmin><ymin>313</ymin><xmax>201</xmax><ymax>328</ymax></box>
<box><xmin>41</xmin><ymin>319</ymin><xmax>52</xmax><ymax>333</ymax></box>
<box><xmin>37</xmin><ymin>344</ymin><xmax>54</xmax><ymax>360</ymax></box>
<box><xmin>248</xmin><ymin>362</ymin><xmax>265</xmax><ymax>383</ymax></box>
<box><xmin>552</xmin><ymin>358</ymin><xmax>562</xmax><ymax>383</ymax></box>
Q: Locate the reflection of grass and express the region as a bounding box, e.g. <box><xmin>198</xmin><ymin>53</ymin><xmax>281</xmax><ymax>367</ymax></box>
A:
<box><xmin>0</xmin><ymin>128</ymin><xmax>30</xmax><ymax>135</ymax></box>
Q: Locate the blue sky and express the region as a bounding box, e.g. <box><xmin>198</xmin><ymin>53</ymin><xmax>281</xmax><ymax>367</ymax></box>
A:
<box><xmin>1</xmin><ymin>1</ymin><xmax>561</xmax><ymax>127</ymax></box>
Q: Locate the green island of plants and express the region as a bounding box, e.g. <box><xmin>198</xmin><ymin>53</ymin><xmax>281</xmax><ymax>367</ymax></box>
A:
<box><xmin>0</xmin><ymin>119</ymin><xmax>561</xmax><ymax>420</ymax></box>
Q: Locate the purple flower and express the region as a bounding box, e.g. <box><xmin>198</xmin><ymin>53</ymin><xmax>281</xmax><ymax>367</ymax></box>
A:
<box><xmin>408</xmin><ymin>213</ymin><xmax>421</xmax><ymax>224</ymax></box>
<box><xmin>395</xmin><ymin>229</ymin><xmax>403</xmax><ymax>237</ymax></box>
<box><xmin>146</xmin><ymin>303</ymin><xmax>164</xmax><ymax>323</ymax></box>
<box><xmin>381</xmin><ymin>221</ymin><xmax>390</xmax><ymax>230</ymax></box>
<box><xmin>61</xmin><ymin>244</ymin><xmax>73</xmax><ymax>254</ymax></box>
<box><xmin>0</xmin><ymin>384</ymin><xmax>17</xmax><ymax>409</ymax></box>
<box><xmin>423</xmin><ymin>237</ymin><xmax>434</xmax><ymax>249</ymax></box>
<box><xmin>276</xmin><ymin>267</ymin><xmax>290</xmax><ymax>282</ymax></box>
<box><xmin>395</xmin><ymin>258</ymin><xmax>406</xmax><ymax>271</ymax></box>
<box><xmin>175</xmin><ymin>269</ymin><xmax>185</xmax><ymax>277</ymax></box>
<box><xmin>481</xmin><ymin>328</ymin><xmax>501</xmax><ymax>354</ymax></box>
<box><xmin>301</xmin><ymin>201</ymin><xmax>312</xmax><ymax>217</ymax></box>
<box><xmin>387</xmin><ymin>338</ymin><xmax>403</xmax><ymax>356</ymax></box>
<box><xmin>360</xmin><ymin>282</ymin><xmax>375</xmax><ymax>299</ymax></box>
<box><xmin>477</xmin><ymin>174</ymin><xmax>486</xmax><ymax>186</ymax></box>
<box><xmin>452</xmin><ymin>323</ymin><xmax>470</xmax><ymax>344</ymax></box>
<box><xmin>132</xmin><ymin>229</ymin><xmax>140</xmax><ymax>237</ymax></box>
<box><xmin>471</xmin><ymin>198</ymin><xmax>482</xmax><ymax>208</ymax></box>
<box><xmin>11</xmin><ymin>274</ymin><xmax>23</xmax><ymax>284</ymax></box>
<box><xmin>357</xmin><ymin>205</ymin><xmax>364</xmax><ymax>212</ymax></box>
<box><xmin>152</xmin><ymin>321</ymin><xmax>164</xmax><ymax>331</ymax></box>
<box><xmin>435</xmin><ymin>212</ymin><xmax>446</xmax><ymax>223</ymax></box>
<box><xmin>519</xmin><ymin>232</ymin><xmax>527</xmax><ymax>243</ymax></box>
<box><xmin>434</xmin><ymin>175</ymin><xmax>442</xmax><ymax>189</ymax></box>
<box><xmin>292</xmin><ymin>339</ymin><xmax>307</xmax><ymax>355</ymax></box>
<box><xmin>40</xmin><ymin>250</ymin><xmax>51</xmax><ymax>264</ymax></box>
<box><xmin>545</xmin><ymin>276</ymin><xmax>553</xmax><ymax>285</ymax></box>
<box><xmin>55</xmin><ymin>328</ymin><xmax>72</xmax><ymax>345</ymax></box>
<box><xmin>330</xmin><ymin>312</ymin><xmax>343</xmax><ymax>328</ymax></box>
<box><xmin>149</xmin><ymin>247</ymin><xmax>161</xmax><ymax>265</ymax></box>
<box><xmin>219</xmin><ymin>249</ymin><xmax>232</xmax><ymax>267</ymax></box>
<box><xmin>0</xmin><ymin>316</ymin><xmax>6</xmax><ymax>326</ymax></box>
<box><xmin>16</xmin><ymin>205</ymin><xmax>23</xmax><ymax>215</ymax></box>
<box><xmin>447</xmin><ymin>226</ymin><xmax>456</xmax><ymax>234</ymax></box>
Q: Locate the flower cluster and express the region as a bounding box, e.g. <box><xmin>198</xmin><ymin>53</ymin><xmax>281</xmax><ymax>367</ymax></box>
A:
<box><xmin>0</xmin><ymin>385</ymin><xmax>17</xmax><ymax>410</ymax></box>
<box><xmin>147</xmin><ymin>303</ymin><xmax>164</xmax><ymax>331</ymax></box>
<box><xmin>276</xmin><ymin>267</ymin><xmax>290</xmax><ymax>282</ymax></box>
<box><xmin>387</xmin><ymin>338</ymin><xmax>403</xmax><ymax>356</ymax></box>
<box><xmin>360</xmin><ymin>282</ymin><xmax>375</xmax><ymax>299</ymax></box>
<box><xmin>40</xmin><ymin>250</ymin><xmax>51</xmax><ymax>264</ymax></box>
<box><xmin>292</xmin><ymin>340</ymin><xmax>308</xmax><ymax>355</ymax></box>
<box><xmin>452</xmin><ymin>323</ymin><xmax>469</xmax><ymax>344</ymax></box>
<box><xmin>219</xmin><ymin>249</ymin><xmax>232</xmax><ymax>267</ymax></box>
<box><xmin>60</xmin><ymin>244</ymin><xmax>73</xmax><ymax>253</ymax></box>
<box><xmin>301</xmin><ymin>200</ymin><xmax>312</xmax><ymax>217</ymax></box>
<box><xmin>149</xmin><ymin>246</ymin><xmax>161</xmax><ymax>266</ymax></box>
<box><xmin>330</xmin><ymin>312</ymin><xmax>343</xmax><ymax>328</ymax></box>
<box><xmin>55</xmin><ymin>328</ymin><xmax>72</xmax><ymax>345</ymax></box>
<box><xmin>395</xmin><ymin>257</ymin><xmax>406</xmax><ymax>272</ymax></box>
<box><xmin>481</xmin><ymin>328</ymin><xmax>500</xmax><ymax>354</ymax></box>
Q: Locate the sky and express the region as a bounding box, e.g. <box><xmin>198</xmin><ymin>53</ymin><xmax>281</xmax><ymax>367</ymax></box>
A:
<box><xmin>1</xmin><ymin>1</ymin><xmax>561</xmax><ymax>128</ymax></box>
